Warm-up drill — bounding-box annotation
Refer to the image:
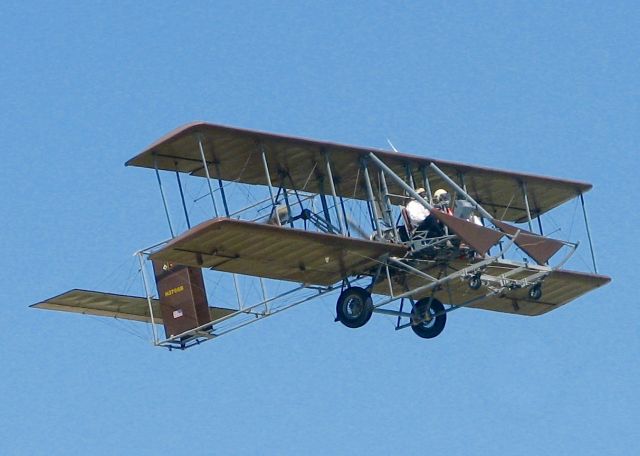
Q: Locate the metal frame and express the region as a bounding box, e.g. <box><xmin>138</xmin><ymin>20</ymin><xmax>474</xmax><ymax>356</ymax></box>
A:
<box><xmin>580</xmin><ymin>192</ymin><xmax>598</xmax><ymax>273</ymax></box>
<box><xmin>361</xmin><ymin>157</ymin><xmax>383</xmax><ymax>239</ymax></box>
<box><xmin>323</xmin><ymin>150</ymin><xmax>346</xmax><ymax>235</ymax></box>
<box><xmin>135</xmin><ymin>241</ymin><xmax>343</xmax><ymax>349</ymax></box>
<box><xmin>153</xmin><ymin>155</ymin><xmax>175</xmax><ymax>237</ymax></box>
<box><xmin>197</xmin><ymin>135</ymin><xmax>220</xmax><ymax>218</ymax></box>
<box><xmin>175</xmin><ymin>167</ymin><xmax>191</xmax><ymax>229</ymax></box>
<box><xmin>135</xmin><ymin>148</ymin><xmax>592</xmax><ymax>349</ymax></box>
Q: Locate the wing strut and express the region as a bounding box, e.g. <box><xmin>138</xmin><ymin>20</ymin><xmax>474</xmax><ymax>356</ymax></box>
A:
<box><xmin>197</xmin><ymin>135</ymin><xmax>220</xmax><ymax>218</ymax></box>
<box><xmin>367</xmin><ymin>152</ymin><xmax>436</xmax><ymax>211</ymax></box>
<box><xmin>580</xmin><ymin>192</ymin><xmax>599</xmax><ymax>273</ymax></box>
<box><xmin>428</xmin><ymin>162</ymin><xmax>493</xmax><ymax>219</ymax></box>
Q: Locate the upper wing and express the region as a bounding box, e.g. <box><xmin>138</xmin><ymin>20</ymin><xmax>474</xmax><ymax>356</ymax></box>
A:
<box><xmin>31</xmin><ymin>289</ymin><xmax>235</xmax><ymax>323</ymax></box>
<box><xmin>150</xmin><ymin>218</ymin><xmax>407</xmax><ymax>286</ymax></box>
<box><xmin>126</xmin><ymin>122</ymin><xmax>592</xmax><ymax>222</ymax></box>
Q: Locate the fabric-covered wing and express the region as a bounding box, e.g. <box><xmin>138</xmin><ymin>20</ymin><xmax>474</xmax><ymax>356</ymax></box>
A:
<box><xmin>373</xmin><ymin>259</ymin><xmax>610</xmax><ymax>316</ymax></box>
<box><xmin>126</xmin><ymin>122</ymin><xmax>592</xmax><ymax>222</ymax></box>
<box><xmin>31</xmin><ymin>289</ymin><xmax>235</xmax><ymax>323</ymax></box>
<box><xmin>463</xmin><ymin>269</ymin><xmax>610</xmax><ymax>316</ymax></box>
<box><xmin>150</xmin><ymin>218</ymin><xmax>407</xmax><ymax>286</ymax></box>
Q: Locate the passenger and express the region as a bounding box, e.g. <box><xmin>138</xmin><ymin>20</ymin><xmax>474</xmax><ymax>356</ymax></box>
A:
<box><xmin>405</xmin><ymin>188</ymin><xmax>445</xmax><ymax>237</ymax></box>
<box><xmin>267</xmin><ymin>204</ymin><xmax>289</xmax><ymax>225</ymax></box>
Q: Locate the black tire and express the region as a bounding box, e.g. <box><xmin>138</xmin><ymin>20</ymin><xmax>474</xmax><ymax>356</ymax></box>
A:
<box><xmin>410</xmin><ymin>298</ymin><xmax>446</xmax><ymax>339</ymax></box>
<box><xmin>529</xmin><ymin>284</ymin><xmax>542</xmax><ymax>300</ymax></box>
<box><xmin>336</xmin><ymin>287</ymin><xmax>374</xmax><ymax>329</ymax></box>
<box><xmin>468</xmin><ymin>275</ymin><xmax>482</xmax><ymax>290</ymax></box>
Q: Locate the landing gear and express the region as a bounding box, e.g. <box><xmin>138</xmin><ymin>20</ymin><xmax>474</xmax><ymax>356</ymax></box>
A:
<box><xmin>528</xmin><ymin>284</ymin><xmax>542</xmax><ymax>300</ymax></box>
<box><xmin>468</xmin><ymin>274</ymin><xmax>482</xmax><ymax>290</ymax></box>
<box><xmin>336</xmin><ymin>286</ymin><xmax>373</xmax><ymax>329</ymax></box>
<box><xmin>410</xmin><ymin>297</ymin><xmax>447</xmax><ymax>339</ymax></box>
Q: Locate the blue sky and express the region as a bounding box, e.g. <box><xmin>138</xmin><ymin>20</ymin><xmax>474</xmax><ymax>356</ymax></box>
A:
<box><xmin>2</xmin><ymin>1</ymin><xmax>638</xmax><ymax>455</ymax></box>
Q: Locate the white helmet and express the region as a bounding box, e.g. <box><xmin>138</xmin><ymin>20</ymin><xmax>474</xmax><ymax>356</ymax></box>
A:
<box><xmin>433</xmin><ymin>188</ymin><xmax>449</xmax><ymax>203</ymax></box>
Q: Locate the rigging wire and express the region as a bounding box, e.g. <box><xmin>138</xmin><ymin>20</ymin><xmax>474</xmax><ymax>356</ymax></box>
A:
<box><xmin>96</xmin><ymin>258</ymin><xmax>141</xmax><ymax>294</ymax></box>
<box><xmin>499</xmin><ymin>193</ymin><xmax>516</xmax><ymax>221</ymax></box>
<box><xmin>566</xmin><ymin>197</ymin><xmax>580</xmax><ymax>242</ymax></box>
<box><xmin>301</xmin><ymin>162</ymin><xmax>318</xmax><ymax>191</ymax></box>
<box><xmin>93</xmin><ymin>314</ymin><xmax>149</xmax><ymax>342</ymax></box>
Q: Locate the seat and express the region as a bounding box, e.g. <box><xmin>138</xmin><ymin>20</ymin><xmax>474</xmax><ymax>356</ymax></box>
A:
<box><xmin>399</xmin><ymin>207</ymin><xmax>415</xmax><ymax>242</ymax></box>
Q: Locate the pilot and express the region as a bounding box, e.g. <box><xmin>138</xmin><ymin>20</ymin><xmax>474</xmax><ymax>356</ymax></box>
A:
<box><xmin>433</xmin><ymin>188</ymin><xmax>452</xmax><ymax>214</ymax></box>
<box><xmin>405</xmin><ymin>188</ymin><xmax>446</xmax><ymax>237</ymax></box>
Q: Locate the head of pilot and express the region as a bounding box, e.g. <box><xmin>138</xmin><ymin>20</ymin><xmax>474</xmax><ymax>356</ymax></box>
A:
<box><xmin>414</xmin><ymin>187</ymin><xmax>427</xmax><ymax>198</ymax></box>
<box><xmin>433</xmin><ymin>188</ymin><xmax>450</xmax><ymax>205</ymax></box>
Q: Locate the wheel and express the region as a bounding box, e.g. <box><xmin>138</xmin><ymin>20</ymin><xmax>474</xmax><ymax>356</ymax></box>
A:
<box><xmin>468</xmin><ymin>275</ymin><xmax>482</xmax><ymax>290</ymax></box>
<box><xmin>529</xmin><ymin>284</ymin><xmax>542</xmax><ymax>300</ymax></box>
<box><xmin>410</xmin><ymin>298</ymin><xmax>447</xmax><ymax>339</ymax></box>
<box><xmin>336</xmin><ymin>287</ymin><xmax>373</xmax><ymax>329</ymax></box>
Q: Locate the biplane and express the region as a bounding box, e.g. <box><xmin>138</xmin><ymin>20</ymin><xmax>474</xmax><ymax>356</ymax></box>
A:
<box><xmin>31</xmin><ymin>122</ymin><xmax>611</xmax><ymax>349</ymax></box>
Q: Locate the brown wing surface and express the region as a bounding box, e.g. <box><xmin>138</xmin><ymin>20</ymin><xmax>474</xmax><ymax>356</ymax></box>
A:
<box><xmin>463</xmin><ymin>269</ymin><xmax>611</xmax><ymax>316</ymax></box>
<box><xmin>126</xmin><ymin>122</ymin><xmax>592</xmax><ymax>222</ymax></box>
<box><xmin>432</xmin><ymin>210</ymin><xmax>504</xmax><ymax>256</ymax></box>
<box><xmin>373</xmin><ymin>259</ymin><xmax>610</xmax><ymax>316</ymax></box>
<box><xmin>150</xmin><ymin>218</ymin><xmax>407</xmax><ymax>286</ymax></box>
<box><xmin>31</xmin><ymin>289</ymin><xmax>235</xmax><ymax>323</ymax></box>
<box><xmin>492</xmin><ymin>219</ymin><xmax>565</xmax><ymax>264</ymax></box>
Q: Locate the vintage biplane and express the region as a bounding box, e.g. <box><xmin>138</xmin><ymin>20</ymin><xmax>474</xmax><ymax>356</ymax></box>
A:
<box><xmin>31</xmin><ymin>123</ymin><xmax>611</xmax><ymax>349</ymax></box>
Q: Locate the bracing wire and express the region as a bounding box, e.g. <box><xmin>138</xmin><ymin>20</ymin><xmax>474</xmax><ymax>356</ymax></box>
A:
<box><xmin>302</xmin><ymin>162</ymin><xmax>318</xmax><ymax>191</ymax></box>
<box><xmin>499</xmin><ymin>193</ymin><xmax>516</xmax><ymax>221</ymax></box>
<box><xmin>566</xmin><ymin>197</ymin><xmax>580</xmax><ymax>242</ymax></box>
<box><xmin>93</xmin><ymin>314</ymin><xmax>149</xmax><ymax>342</ymax></box>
